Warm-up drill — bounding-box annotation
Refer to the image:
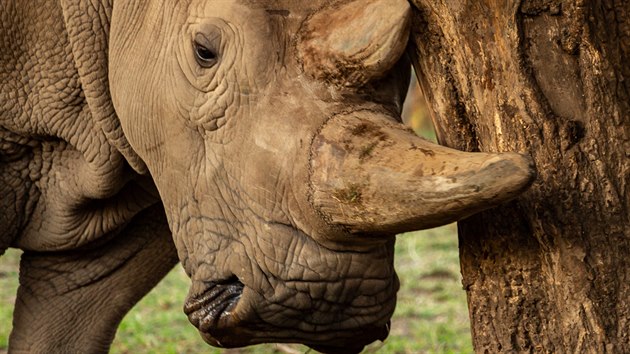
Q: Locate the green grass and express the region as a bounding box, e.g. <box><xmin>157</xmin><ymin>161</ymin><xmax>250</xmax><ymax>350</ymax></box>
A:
<box><xmin>0</xmin><ymin>249</ymin><xmax>19</xmax><ymax>352</ymax></box>
<box><xmin>0</xmin><ymin>224</ymin><xmax>472</xmax><ymax>353</ymax></box>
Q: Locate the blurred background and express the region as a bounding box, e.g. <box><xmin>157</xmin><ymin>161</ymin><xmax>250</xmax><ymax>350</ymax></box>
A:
<box><xmin>402</xmin><ymin>75</ymin><xmax>436</xmax><ymax>143</ymax></box>
<box><xmin>0</xmin><ymin>76</ymin><xmax>473</xmax><ymax>354</ymax></box>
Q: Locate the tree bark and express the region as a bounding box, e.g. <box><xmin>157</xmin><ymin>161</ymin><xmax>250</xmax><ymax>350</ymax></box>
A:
<box><xmin>408</xmin><ymin>0</ymin><xmax>629</xmax><ymax>352</ymax></box>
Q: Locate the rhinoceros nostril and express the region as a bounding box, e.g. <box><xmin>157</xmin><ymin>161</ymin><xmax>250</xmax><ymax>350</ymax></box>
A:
<box><xmin>184</xmin><ymin>276</ymin><xmax>244</xmax><ymax>331</ymax></box>
<box><xmin>215</xmin><ymin>274</ymin><xmax>241</xmax><ymax>286</ymax></box>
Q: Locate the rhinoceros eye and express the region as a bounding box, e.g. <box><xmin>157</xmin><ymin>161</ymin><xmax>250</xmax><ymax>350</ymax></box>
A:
<box><xmin>193</xmin><ymin>32</ymin><xmax>219</xmax><ymax>68</ymax></box>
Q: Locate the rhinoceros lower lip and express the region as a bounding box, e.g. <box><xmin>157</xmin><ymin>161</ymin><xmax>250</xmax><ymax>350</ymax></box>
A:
<box><xmin>184</xmin><ymin>279</ymin><xmax>244</xmax><ymax>332</ymax></box>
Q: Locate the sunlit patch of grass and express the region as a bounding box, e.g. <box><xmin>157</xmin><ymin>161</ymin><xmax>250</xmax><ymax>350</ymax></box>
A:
<box><xmin>0</xmin><ymin>248</ymin><xmax>20</xmax><ymax>352</ymax></box>
<box><xmin>0</xmin><ymin>224</ymin><xmax>471</xmax><ymax>353</ymax></box>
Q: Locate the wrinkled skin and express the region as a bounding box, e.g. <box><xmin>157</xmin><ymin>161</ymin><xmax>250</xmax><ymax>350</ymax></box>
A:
<box><xmin>108</xmin><ymin>2</ymin><xmax>409</xmax><ymax>350</ymax></box>
<box><xmin>0</xmin><ymin>0</ymin><xmax>535</xmax><ymax>353</ymax></box>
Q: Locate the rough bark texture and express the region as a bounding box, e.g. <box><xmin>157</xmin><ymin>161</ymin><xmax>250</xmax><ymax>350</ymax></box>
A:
<box><xmin>408</xmin><ymin>0</ymin><xmax>629</xmax><ymax>352</ymax></box>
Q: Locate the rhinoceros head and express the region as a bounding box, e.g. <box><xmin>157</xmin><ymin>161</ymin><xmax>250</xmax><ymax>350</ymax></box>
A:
<box><xmin>109</xmin><ymin>0</ymin><xmax>534</xmax><ymax>352</ymax></box>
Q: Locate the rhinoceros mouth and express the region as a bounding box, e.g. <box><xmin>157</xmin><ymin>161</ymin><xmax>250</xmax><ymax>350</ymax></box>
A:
<box><xmin>183</xmin><ymin>276</ymin><xmax>391</xmax><ymax>352</ymax></box>
<box><xmin>184</xmin><ymin>278</ymin><xmax>244</xmax><ymax>333</ymax></box>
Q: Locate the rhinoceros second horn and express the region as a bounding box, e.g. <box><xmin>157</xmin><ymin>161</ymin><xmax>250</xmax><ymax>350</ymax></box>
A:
<box><xmin>297</xmin><ymin>0</ymin><xmax>412</xmax><ymax>87</ymax></box>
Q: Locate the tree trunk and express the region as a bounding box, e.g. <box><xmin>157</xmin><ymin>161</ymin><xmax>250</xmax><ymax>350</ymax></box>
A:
<box><xmin>407</xmin><ymin>0</ymin><xmax>629</xmax><ymax>352</ymax></box>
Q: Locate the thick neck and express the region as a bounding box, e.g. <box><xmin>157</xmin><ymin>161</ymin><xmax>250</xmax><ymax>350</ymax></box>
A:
<box><xmin>61</xmin><ymin>0</ymin><xmax>147</xmax><ymax>174</ymax></box>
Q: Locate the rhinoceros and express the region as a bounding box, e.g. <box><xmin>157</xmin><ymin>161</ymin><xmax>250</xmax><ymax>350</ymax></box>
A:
<box><xmin>0</xmin><ymin>0</ymin><xmax>535</xmax><ymax>352</ymax></box>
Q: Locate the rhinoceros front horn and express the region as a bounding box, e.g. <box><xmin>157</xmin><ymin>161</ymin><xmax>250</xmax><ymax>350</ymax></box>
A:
<box><xmin>310</xmin><ymin>111</ymin><xmax>536</xmax><ymax>236</ymax></box>
<box><xmin>297</xmin><ymin>0</ymin><xmax>411</xmax><ymax>86</ymax></box>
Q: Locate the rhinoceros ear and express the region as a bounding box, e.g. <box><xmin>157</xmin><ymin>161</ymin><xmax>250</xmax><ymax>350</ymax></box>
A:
<box><xmin>297</xmin><ymin>0</ymin><xmax>411</xmax><ymax>87</ymax></box>
<box><xmin>60</xmin><ymin>0</ymin><xmax>148</xmax><ymax>174</ymax></box>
